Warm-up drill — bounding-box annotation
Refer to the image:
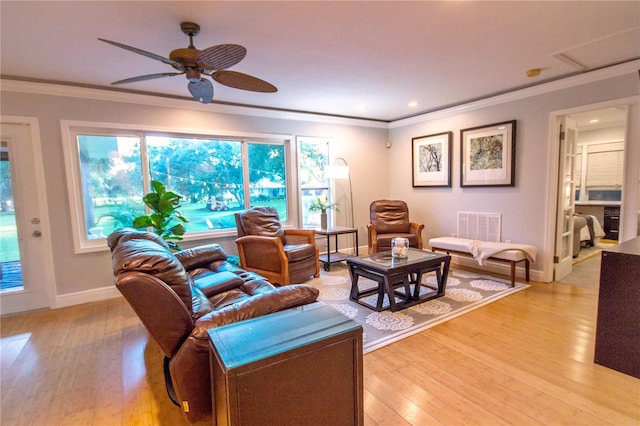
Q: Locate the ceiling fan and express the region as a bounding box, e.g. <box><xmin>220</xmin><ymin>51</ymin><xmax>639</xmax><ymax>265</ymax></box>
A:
<box><xmin>98</xmin><ymin>22</ymin><xmax>277</xmax><ymax>104</ymax></box>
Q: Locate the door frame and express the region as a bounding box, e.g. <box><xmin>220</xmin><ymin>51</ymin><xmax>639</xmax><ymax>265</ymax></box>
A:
<box><xmin>544</xmin><ymin>97</ymin><xmax>634</xmax><ymax>282</ymax></box>
<box><xmin>553</xmin><ymin>116</ymin><xmax>578</xmax><ymax>281</ymax></box>
<box><xmin>1</xmin><ymin>115</ymin><xmax>55</xmax><ymax>313</ymax></box>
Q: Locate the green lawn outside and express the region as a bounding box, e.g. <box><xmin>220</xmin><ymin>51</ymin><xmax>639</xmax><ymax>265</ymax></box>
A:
<box><xmin>0</xmin><ymin>212</ymin><xmax>19</xmax><ymax>262</ymax></box>
<box><xmin>0</xmin><ymin>199</ymin><xmax>287</xmax><ymax>263</ymax></box>
<box><xmin>93</xmin><ymin>198</ymin><xmax>286</xmax><ymax>235</ymax></box>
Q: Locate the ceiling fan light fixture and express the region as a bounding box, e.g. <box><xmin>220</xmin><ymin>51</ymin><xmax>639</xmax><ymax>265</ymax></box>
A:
<box><xmin>100</xmin><ymin>22</ymin><xmax>277</xmax><ymax>103</ymax></box>
<box><xmin>185</xmin><ymin>68</ymin><xmax>201</xmax><ymax>82</ymax></box>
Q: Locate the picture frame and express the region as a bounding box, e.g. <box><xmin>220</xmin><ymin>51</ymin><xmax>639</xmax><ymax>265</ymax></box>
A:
<box><xmin>460</xmin><ymin>120</ymin><xmax>516</xmax><ymax>187</ymax></box>
<box><xmin>412</xmin><ymin>131</ymin><xmax>453</xmax><ymax>187</ymax></box>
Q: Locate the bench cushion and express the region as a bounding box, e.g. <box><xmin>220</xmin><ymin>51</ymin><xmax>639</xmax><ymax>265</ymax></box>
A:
<box><xmin>429</xmin><ymin>237</ymin><xmax>536</xmax><ymax>264</ymax></box>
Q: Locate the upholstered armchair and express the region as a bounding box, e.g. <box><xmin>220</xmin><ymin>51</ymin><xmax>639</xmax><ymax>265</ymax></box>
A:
<box><xmin>108</xmin><ymin>228</ymin><xmax>319</xmax><ymax>423</ymax></box>
<box><xmin>367</xmin><ymin>199</ymin><xmax>424</xmax><ymax>254</ymax></box>
<box><xmin>235</xmin><ymin>206</ymin><xmax>320</xmax><ymax>285</ymax></box>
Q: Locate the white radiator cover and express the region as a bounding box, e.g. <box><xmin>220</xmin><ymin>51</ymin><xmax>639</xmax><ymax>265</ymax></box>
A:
<box><xmin>457</xmin><ymin>211</ymin><xmax>502</xmax><ymax>242</ymax></box>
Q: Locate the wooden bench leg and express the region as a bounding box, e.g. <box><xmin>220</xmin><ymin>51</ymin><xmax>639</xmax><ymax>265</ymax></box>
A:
<box><xmin>525</xmin><ymin>259</ymin><xmax>530</xmax><ymax>282</ymax></box>
<box><xmin>510</xmin><ymin>262</ymin><xmax>516</xmax><ymax>287</ymax></box>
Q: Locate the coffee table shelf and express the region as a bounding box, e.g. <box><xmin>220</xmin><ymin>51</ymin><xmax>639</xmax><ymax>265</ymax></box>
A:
<box><xmin>347</xmin><ymin>249</ymin><xmax>450</xmax><ymax>312</ymax></box>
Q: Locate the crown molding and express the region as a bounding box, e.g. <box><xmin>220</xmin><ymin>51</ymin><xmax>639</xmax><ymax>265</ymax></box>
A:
<box><xmin>0</xmin><ymin>79</ymin><xmax>389</xmax><ymax>129</ymax></box>
<box><xmin>389</xmin><ymin>60</ymin><xmax>640</xmax><ymax>129</ymax></box>
<box><xmin>2</xmin><ymin>59</ymin><xmax>637</xmax><ymax>131</ymax></box>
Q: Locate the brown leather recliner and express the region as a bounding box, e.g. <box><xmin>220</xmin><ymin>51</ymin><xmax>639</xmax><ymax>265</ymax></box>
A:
<box><xmin>108</xmin><ymin>228</ymin><xmax>319</xmax><ymax>423</ymax></box>
<box><xmin>234</xmin><ymin>206</ymin><xmax>320</xmax><ymax>285</ymax></box>
<box><xmin>367</xmin><ymin>200</ymin><xmax>424</xmax><ymax>254</ymax></box>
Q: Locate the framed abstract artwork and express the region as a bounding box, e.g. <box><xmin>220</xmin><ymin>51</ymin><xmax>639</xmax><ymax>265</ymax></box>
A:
<box><xmin>412</xmin><ymin>131</ymin><xmax>453</xmax><ymax>187</ymax></box>
<box><xmin>460</xmin><ymin>120</ymin><xmax>516</xmax><ymax>187</ymax></box>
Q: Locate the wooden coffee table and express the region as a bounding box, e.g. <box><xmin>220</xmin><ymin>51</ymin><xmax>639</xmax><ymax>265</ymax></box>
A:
<box><xmin>347</xmin><ymin>249</ymin><xmax>451</xmax><ymax>312</ymax></box>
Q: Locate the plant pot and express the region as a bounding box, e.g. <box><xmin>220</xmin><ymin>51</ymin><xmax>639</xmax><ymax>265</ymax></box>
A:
<box><xmin>320</xmin><ymin>211</ymin><xmax>328</xmax><ymax>229</ymax></box>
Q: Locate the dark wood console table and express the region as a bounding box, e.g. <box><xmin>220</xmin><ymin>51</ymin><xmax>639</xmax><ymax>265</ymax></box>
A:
<box><xmin>595</xmin><ymin>236</ymin><xmax>640</xmax><ymax>378</ymax></box>
<box><xmin>209</xmin><ymin>302</ymin><xmax>363</xmax><ymax>425</ymax></box>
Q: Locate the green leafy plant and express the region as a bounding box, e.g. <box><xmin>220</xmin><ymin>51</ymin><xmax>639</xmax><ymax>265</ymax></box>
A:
<box><xmin>308</xmin><ymin>196</ymin><xmax>339</xmax><ymax>213</ymax></box>
<box><xmin>133</xmin><ymin>180</ymin><xmax>189</xmax><ymax>251</ymax></box>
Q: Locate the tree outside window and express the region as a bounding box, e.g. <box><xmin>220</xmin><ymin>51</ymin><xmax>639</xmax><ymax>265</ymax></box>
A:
<box><xmin>74</xmin><ymin>132</ymin><xmax>289</xmax><ymax>242</ymax></box>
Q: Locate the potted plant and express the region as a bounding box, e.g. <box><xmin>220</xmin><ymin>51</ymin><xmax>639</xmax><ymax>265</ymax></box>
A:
<box><xmin>132</xmin><ymin>180</ymin><xmax>189</xmax><ymax>251</ymax></box>
<box><xmin>309</xmin><ymin>196</ymin><xmax>339</xmax><ymax>229</ymax></box>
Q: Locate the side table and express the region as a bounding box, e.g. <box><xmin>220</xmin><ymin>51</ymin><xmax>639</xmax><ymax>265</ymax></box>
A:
<box><xmin>313</xmin><ymin>226</ymin><xmax>359</xmax><ymax>271</ymax></box>
<box><xmin>209</xmin><ymin>302</ymin><xmax>364</xmax><ymax>426</ymax></box>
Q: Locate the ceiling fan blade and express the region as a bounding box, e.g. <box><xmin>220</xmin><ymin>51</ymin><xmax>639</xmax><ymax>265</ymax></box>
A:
<box><xmin>197</xmin><ymin>44</ymin><xmax>247</xmax><ymax>70</ymax></box>
<box><xmin>98</xmin><ymin>38</ymin><xmax>183</xmax><ymax>68</ymax></box>
<box><xmin>188</xmin><ymin>78</ymin><xmax>214</xmax><ymax>103</ymax></box>
<box><xmin>111</xmin><ymin>72</ymin><xmax>184</xmax><ymax>85</ymax></box>
<box><xmin>211</xmin><ymin>70</ymin><xmax>277</xmax><ymax>93</ymax></box>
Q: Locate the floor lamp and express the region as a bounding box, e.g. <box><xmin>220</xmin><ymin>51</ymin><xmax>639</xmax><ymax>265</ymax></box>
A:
<box><xmin>324</xmin><ymin>157</ymin><xmax>355</xmax><ymax>247</ymax></box>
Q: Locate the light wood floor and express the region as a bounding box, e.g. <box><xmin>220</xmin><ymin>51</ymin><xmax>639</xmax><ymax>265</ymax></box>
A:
<box><xmin>2</xmin><ymin>276</ymin><xmax>639</xmax><ymax>425</ymax></box>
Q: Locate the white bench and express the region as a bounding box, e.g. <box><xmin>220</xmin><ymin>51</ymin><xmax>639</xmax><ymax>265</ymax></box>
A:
<box><xmin>429</xmin><ymin>237</ymin><xmax>537</xmax><ymax>287</ymax></box>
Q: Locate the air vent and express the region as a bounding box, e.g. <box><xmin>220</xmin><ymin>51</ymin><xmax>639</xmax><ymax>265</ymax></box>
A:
<box><xmin>457</xmin><ymin>211</ymin><xmax>502</xmax><ymax>242</ymax></box>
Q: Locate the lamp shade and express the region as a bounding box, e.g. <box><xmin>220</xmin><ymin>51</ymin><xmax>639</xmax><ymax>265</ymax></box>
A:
<box><xmin>324</xmin><ymin>164</ymin><xmax>349</xmax><ymax>180</ymax></box>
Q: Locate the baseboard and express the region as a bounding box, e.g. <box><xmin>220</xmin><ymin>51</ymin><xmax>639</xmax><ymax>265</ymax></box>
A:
<box><xmin>54</xmin><ymin>285</ymin><xmax>121</xmax><ymax>309</ymax></box>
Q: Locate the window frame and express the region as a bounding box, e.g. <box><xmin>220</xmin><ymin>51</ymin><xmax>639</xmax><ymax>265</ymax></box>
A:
<box><xmin>61</xmin><ymin>120</ymin><xmax>296</xmax><ymax>253</ymax></box>
<box><xmin>296</xmin><ymin>136</ymin><xmax>334</xmax><ymax>228</ymax></box>
<box><xmin>574</xmin><ymin>138</ymin><xmax>624</xmax><ymax>204</ymax></box>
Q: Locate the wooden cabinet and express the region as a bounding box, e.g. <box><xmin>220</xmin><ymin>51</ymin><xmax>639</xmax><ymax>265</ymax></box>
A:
<box><xmin>595</xmin><ymin>236</ymin><xmax>640</xmax><ymax>378</ymax></box>
<box><xmin>603</xmin><ymin>205</ymin><xmax>620</xmax><ymax>240</ymax></box>
<box><xmin>209</xmin><ymin>302</ymin><xmax>363</xmax><ymax>426</ymax></box>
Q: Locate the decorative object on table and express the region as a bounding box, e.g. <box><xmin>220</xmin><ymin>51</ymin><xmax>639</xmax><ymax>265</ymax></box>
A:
<box><xmin>309</xmin><ymin>195</ymin><xmax>339</xmax><ymax>229</ymax></box>
<box><xmin>132</xmin><ymin>180</ymin><xmax>188</xmax><ymax>251</ymax></box>
<box><xmin>311</xmin><ymin>264</ymin><xmax>528</xmax><ymax>353</ymax></box>
<box><xmin>460</xmin><ymin>120</ymin><xmax>516</xmax><ymax>187</ymax></box>
<box><xmin>391</xmin><ymin>237</ymin><xmax>410</xmax><ymax>258</ymax></box>
<box><xmin>411</xmin><ymin>131</ymin><xmax>453</xmax><ymax>187</ymax></box>
<box><xmin>324</xmin><ymin>157</ymin><xmax>354</xmax><ymax>228</ymax></box>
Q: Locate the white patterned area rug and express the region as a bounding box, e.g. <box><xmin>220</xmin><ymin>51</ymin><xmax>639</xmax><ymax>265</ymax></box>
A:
<box><xmin>308</xmin><ymin>264</ymin><xmax>529</xmax><ymax>354</ymax></box>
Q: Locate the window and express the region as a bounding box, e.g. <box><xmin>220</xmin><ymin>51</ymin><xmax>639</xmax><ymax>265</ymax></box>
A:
<box><xmin>298</xmin><ymin>137</ymin><xmax>330</xmax><ymax>227</ymax></box>
<box><xmin>63</xmin><ymin>122</ymin><xmax>292</xmax><ymax>252</ymax></box>
<box><xmin>574</xmin><ymin>141</ymin><xmax>624</xmax><ymax>203</ymax></box>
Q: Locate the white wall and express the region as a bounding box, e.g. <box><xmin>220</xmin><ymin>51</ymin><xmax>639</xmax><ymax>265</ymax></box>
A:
<box><xmin>387</xmin><ymin>72</ymin><xmax>639</xmax><ymax>282</ymax></box>
<box><xmin>1</xmin><ymin>63</ymin><xmax>638</xmax><ymax>307</ymax></box>
<box><xmin>0</xmin><ymin>89</ymin><xmax>389</xmax><ymax>302</ymax></box>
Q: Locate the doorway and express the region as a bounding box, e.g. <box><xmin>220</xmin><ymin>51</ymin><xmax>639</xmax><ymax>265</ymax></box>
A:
<box><xmin>552</xmin><ymin>104</ymin><xmax>628</xmax><ymax>284</ymax></box>
<box><xmin>0</xmin><ymin>119</ymin><xmax>53</xmax><ymax>314</ymax></box>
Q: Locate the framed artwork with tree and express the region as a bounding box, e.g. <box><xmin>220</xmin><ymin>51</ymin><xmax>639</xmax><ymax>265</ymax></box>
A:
<box><xmin>412</xmin><ymin>131</ymin><xmax>453</xmax><ymax>187</ymax></box>
<box><xmin>460</xmin><ymin>120</ymin><xmax>516</xmax><ymax>187</ymax></box>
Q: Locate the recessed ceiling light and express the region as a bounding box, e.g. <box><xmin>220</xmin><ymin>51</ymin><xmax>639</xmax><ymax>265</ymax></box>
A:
<box><xmin>408</xmin><ymin>101</ymin><xmax>419</xmax><ymax>108</ymax></box>
<box><xmin>589</xmin><ymin>119</ymin><xmax>600</xmax><ymax>124</ymax></box>
<box><xmin>357</xmin><ymin>104</ymin><xmax>368</xmax><ymax>111</ymax></box>
<box><xmin>526</xmin><ymin>68</ymin><xmax>541</xmax><ymax>77</ymax></box>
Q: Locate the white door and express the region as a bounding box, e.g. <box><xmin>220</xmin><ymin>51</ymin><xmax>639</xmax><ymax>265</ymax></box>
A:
<box><xmin>553</xmin><ymin>117</ymin><xmax>578</xmax><ymax>281</ymax></box>
<box><xmin>0</xmin><ymin>121</ymin><xmax>51</xmax><ymax>314</ymax></box>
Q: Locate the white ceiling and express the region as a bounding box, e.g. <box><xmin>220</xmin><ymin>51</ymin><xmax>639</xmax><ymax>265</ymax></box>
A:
<box><xmin>1</xmin><ymin>1</ymin><xmax>639</xmax><ymax>122</ymax></box>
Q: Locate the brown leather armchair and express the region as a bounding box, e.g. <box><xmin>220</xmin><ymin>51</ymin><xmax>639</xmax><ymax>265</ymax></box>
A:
<box><xmin>108</xmin><ymin>228</ymin><xmax>319</xmax><ymax>423</ymax></box>
<box><xmin>235</xmin><ymin>206</ymin><xmax>320</xmax><ymax>285</ymax></box>
<box><xmin>367</xmin><ymin>199</ymin><xmax>424</xmax><ymax>254</ymax></box>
